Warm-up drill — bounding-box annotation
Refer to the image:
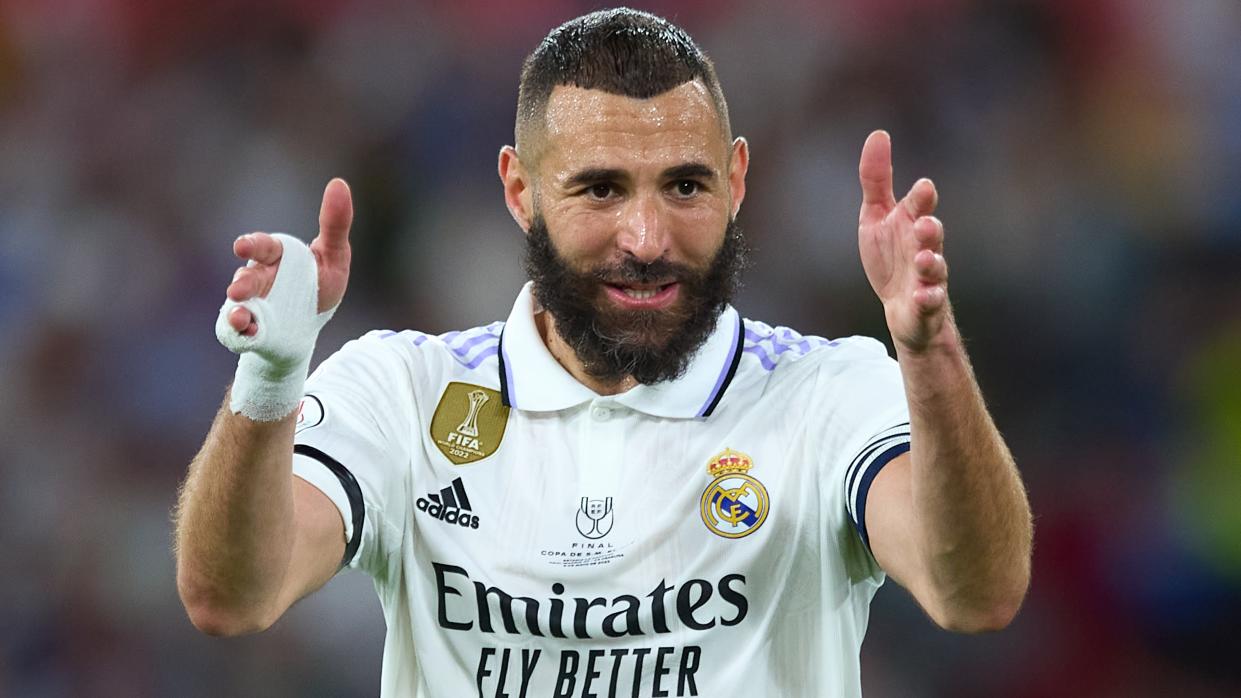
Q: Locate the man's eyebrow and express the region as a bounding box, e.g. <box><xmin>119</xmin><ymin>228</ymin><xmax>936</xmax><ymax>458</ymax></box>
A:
<box><xmin>564</xmin><ymin>168</ymin><xmax>626</xmax><ymax>188</ymax></box>
<box><xmin>563</xmin><ymin>163</ymin><xmax>719</xmax><ymax>188</ymax></box>
<box><xmin>662</xmin><ymin>163</ymin><xmax>717</xmax><ymax>181</ymax></box>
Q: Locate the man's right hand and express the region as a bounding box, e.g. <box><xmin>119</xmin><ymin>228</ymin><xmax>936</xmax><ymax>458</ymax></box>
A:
<box><xmin>225</xmin><ymin>178</ymin><xmax>354</xmax><ymax>336</ymax></box>
<box><xmin>177</xmin><ymin>179</ymin><xmax>355</xmax><ymax>635</ymax></box>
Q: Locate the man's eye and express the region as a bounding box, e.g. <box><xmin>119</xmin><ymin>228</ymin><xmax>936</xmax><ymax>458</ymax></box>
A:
<box><xmin>588</xmin><ymin>183</ymin><xmax>614</xmax><ymax>199</ymax></box>
<box><xmin>675</xmin><ymin>180</ymin><xmax>700</xmax><ymax>197</ymax></box>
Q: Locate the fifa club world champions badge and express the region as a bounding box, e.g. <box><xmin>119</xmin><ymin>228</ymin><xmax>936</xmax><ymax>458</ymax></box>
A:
<box><xmin>700</xmin><ymin>448</ymin><xmax>769</xmax><ymax>539</ymax></box>
<box><xmin>430</xmin><ymin>382</ymin><xmax>510</xmax><ymax>465</ymax></box>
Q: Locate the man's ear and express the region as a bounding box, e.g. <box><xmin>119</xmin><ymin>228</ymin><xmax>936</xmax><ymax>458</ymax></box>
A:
<box><xmin>728</xmin><ymin>137</ymin><xmax>749</xmax><ymax>220</ymax></box>
<box><xmin>499</xmin><ymin>146</ymin><xmax>534</xmax><ymax>232</ymax></box>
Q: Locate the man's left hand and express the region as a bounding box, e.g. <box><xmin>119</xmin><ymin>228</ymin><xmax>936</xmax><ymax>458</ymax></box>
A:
<box><xmin>857</xmin><ymin>130</ymin><xmax>952</xmax><ymax>354</ymax></box>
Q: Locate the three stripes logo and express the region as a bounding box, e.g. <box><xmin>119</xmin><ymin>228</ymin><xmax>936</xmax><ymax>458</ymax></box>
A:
<box><xmin>416</xmin><ymin>478</ymin><xmax>480</xmax><ymax>530</ymax></box>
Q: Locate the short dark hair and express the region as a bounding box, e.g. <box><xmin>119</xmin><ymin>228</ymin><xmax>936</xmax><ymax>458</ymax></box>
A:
<box><xmin>515</xmin><ymin>8</ymin><xmax>731</xmax><ymax>160</ymax></box>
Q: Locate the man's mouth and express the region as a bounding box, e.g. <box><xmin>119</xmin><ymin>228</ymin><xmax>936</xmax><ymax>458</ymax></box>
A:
<box><xmin>604</xmin><ymin>282</ymin><xmax>680</xmax><ymax>308</ymax></box>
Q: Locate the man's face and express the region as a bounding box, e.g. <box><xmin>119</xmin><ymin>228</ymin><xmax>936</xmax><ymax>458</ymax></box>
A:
<box><xmin>520</xmin><ymin>82</ymin><xmax>749</xmax><ymax>385</ymax></box>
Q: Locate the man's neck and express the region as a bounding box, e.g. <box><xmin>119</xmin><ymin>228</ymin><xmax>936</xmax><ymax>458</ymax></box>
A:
<box><xmin>534</xmin><ymin>310</ymin><xmax>637</xmax><ymax>396</ymax></box>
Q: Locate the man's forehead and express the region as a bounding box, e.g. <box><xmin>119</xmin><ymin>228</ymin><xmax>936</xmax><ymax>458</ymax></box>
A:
<box><xmin>538</xmin><ymin>81</ymin><xmax>727</xmax><ymax>161</ymax></box>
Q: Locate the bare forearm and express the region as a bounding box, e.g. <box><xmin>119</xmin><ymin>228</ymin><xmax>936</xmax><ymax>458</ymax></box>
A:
<box><xmin>896</xmin><ymin>322</ymin><xmax>1032</xmax><ymax>629</ymax></box>
<box><xmin>174</xmin><ymin>392</ymin><xmax>298</xmax><ymax>634</ymax></box>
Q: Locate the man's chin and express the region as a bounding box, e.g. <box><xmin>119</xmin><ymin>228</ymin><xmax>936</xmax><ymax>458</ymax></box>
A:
<box><xmin>568</xmin><ymin>294</ymin><xmax>715</xmax><ymax>385</ymax></box>
<box><xmin>593</xmin><ymin>298</ymin><xmax>692</xmax><ymax>344</ymax></box>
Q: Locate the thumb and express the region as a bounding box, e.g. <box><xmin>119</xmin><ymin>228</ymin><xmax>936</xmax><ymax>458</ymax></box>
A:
<box><xmin>315</xmin><ymin>178</ymin><xmax>353</xmax><ymax>255</ymax></box>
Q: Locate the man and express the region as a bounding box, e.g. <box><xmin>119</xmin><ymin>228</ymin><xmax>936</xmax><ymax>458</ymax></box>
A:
<box><xmin>175</xmin><ymin>8</ymin><xmax>1032</xmax><ymax>697</ymax></box>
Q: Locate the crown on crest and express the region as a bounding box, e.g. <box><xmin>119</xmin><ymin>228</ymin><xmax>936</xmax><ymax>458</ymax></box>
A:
<box><xmin>706</xmin><ymin>448</ymin><xmax>753</xmax><ymax>477</ymax></box>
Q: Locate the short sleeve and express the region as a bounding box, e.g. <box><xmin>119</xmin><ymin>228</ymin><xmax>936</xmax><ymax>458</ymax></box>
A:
<box><xmin>843</xmin><ymin>422</ymin><xmax>910</xmax><ymax>551</ymax></box>
<box><xmin>292</xmin><ymin>331</ymin><xmax>413</xmax><ymax>579</ymax></box>
<box><xmin>813</xmin><ymin>338</ymin><xmax>912</xmax><ymax>569</ymax></box>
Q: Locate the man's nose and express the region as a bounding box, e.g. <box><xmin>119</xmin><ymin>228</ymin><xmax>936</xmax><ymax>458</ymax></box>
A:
<box><xmin>616</xmin><ymin>195</ymin><xmax>668</xmax><ymax>264</ymax></box>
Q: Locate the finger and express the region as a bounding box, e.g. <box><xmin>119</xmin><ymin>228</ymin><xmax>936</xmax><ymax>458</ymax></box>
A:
<box><xmin>913</xmin><ymin>215</ymin><xmax>944</xmax><ymax>252</ymax></box>
<box><xmin>315</xmin><ymin>178</ymin><xmax>353</xmax><ymax>254</ymax></box>
<box><xmin>228</xmin><ymin>265</ymin><xmax>279</xmax><ymax>302</ymax></box>
<box><xmin>914</xmin><ymin>249</ymin><xmax>948</xmax><ymax>284</ymax></box>
<box><xmin>234</xmin><ymin>232</ymin><xmax>283</xmax><ymax>266</ymax></box>
<box><xmin>227</xmin><ymin>305</ymin><xmax>253</xmax><ymax>334</ymax></box>
<box><xmin>913</xmin><ymin>285</ymin><xmax>947</xmax><ymax>315</ymax></box>
<box><xmin>900</xmin><ymin>178</ymin><xmax>938</xmax><ymax>221</ymax></box>
<box><xmin>226</xmin><ymin>267</ymin><xmax>260</xmax><ymax>302</ymax></box>
<box><xmin>858</xmin><ymin>130</ymin><xmax>896</xmax><ymax>224</ymax></box>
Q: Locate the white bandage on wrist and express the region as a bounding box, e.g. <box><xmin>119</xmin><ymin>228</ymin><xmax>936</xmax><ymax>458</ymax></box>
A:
<box><xmin>214</xmin><ymin>233</ymin><xmax>337</xmax><ymax>422</ymax></box>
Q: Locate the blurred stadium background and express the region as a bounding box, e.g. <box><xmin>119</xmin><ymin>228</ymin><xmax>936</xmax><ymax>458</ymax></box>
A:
<box><xmin>1</xmin><ymin>0</ymin><xmax>1239</xmax><ymax>695</ymax></box>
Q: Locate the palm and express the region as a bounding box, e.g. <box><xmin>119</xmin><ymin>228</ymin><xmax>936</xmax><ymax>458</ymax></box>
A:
<box><xmin>857</xmin><ymin>131</ymin><xmax>950</xmax><ymax>353</ymax></box>
<box><xmin>225</xmin><ymin>179</ymin><xmax>353</xmax><ymax>335</ymax></box>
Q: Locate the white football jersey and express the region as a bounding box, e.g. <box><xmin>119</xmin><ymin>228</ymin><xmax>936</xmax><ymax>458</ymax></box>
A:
<box><xmin>292</xmin><ymin>282</ymin><xmax>911</xmax><ymax>697</ymax></box>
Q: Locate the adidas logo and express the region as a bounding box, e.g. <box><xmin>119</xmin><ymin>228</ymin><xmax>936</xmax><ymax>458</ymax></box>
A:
<box><xmin>416</xmin><ymin>477</ymin><xmax>480</xmax><ymax>530</ymax></box>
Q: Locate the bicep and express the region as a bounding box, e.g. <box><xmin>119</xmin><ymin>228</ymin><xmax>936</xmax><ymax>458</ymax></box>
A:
<box><xmin>864</xmin><ymin>452</ymin><xmax>931</xmax><ymax>600</ymax></box>
<box><xmin>274</xmin><ymin>478</ymin><xmax>347</xmax><ymax>613</ymax></box>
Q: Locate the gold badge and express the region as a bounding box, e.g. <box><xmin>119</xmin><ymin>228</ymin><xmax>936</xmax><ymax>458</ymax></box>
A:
<box><xmin>430</xmin><ymin>382</ymin><xmax>509</xmax><ymax>465</ymax></box>
<box><xmin>700</xmin><ymin>448</ymin><xmax>769</xmax><ymax>539</ymax></box>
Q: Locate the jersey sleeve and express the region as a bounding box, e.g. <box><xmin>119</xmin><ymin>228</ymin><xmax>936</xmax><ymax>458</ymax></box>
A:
<box><xmin>291</xmin><ymin>331</ymin><xmax>414</xmax><ymax>580</ymax></box>
<box><xmin>812</xmin><ymin>337</ymin><xmax>912</xmax><ymax>578</ymax></box>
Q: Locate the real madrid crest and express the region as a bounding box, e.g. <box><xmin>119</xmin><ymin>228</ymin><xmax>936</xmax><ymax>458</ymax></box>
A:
<box><xmin>700</xmin><ymin>448</ymin><xmax>769</xmax><ymax>539</ymax></box>
<box><xmin>430</xmin><ymin>382</ymin><xmax>510</xmax><ymax>465</ymax></box>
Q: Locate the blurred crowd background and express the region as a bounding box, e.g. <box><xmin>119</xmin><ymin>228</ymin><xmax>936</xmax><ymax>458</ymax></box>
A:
<box><xmin>1</xmin><ymin>0</ymin><xmax>1239</xmax><ymax>695</ymax></box>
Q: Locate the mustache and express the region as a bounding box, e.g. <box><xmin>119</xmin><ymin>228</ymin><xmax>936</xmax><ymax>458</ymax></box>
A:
<box><xmin>591</xmin><ymin>257</ymin><xmax>696</xmax><ymax>286</ymax></box>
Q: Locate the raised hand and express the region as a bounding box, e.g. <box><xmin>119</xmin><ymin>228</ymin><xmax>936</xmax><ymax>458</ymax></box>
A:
<box><xmin>857</xmin><ymin>130</ymin><xmax>952</xmax><ymax>353</ymax></box>
<box><xmin>225</xmin><ymin>178</ymin><xmax>354</xmax><ymax>336</ymax></box>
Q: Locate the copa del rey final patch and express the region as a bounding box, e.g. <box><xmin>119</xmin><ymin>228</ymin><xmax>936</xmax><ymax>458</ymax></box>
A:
<box><xmin>430</xmin><ymin>382</ymin><xmax>510</xmax><ymax>465</ymax></box>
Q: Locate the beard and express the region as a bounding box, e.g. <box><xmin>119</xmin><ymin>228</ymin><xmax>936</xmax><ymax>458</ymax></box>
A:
<box><xmin>523</xmin><ymin>215</ymin><xmax>749</xmax><ymax>386</ymax></box>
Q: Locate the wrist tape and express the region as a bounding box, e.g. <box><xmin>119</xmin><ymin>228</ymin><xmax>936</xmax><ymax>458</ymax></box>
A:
<box><xmin>214</xmin><ymin>233</ymin><xmax>337</xmax><ymax>421</ymax></box>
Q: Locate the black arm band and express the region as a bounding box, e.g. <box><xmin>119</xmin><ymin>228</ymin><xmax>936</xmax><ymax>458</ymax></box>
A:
<box><xmin>294</xmin><ymin>444</ymin><xmax>365</xmax><ymax>568</ymax></box>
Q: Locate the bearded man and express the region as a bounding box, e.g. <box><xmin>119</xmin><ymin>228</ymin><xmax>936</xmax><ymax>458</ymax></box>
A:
<box><xmin>175</xmin><ymin>9</ymin><xmax>1032</xmax><ymax>697</ymax></box>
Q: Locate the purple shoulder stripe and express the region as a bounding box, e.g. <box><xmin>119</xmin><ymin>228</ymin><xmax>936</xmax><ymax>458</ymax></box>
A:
<box><xmin>743</xmin><ymin>344</ymin><xmax>778</xmax><ymax>371</ymax></box>
<box><xmin>741</xmin><ymin>320</ymin><xmax>837</xmax><ymax>372</ymax></box>
<box><xmin>436</xmin><ymin>322</ymin><xmax>503</xmax><ymax>368</ymax></box>
<box><xmin>387</xmin><ymin>324</ymin><xmax>503</xmax><ymax>358</ymax></box>
<box><xmin>461</xmin><ymin>345</ymin><xmax>498</xmax><ymax>369</ymax></box>
<box><xmin>450</xmin><ymin>331</ymin><xmax>498</xmax><ymax>357</ymax></box>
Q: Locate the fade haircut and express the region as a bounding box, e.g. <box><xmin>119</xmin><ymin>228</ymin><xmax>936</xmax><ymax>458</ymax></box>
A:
<box><xmin>515</xmin><ymin>8</ymin><xmax>732</xmax><ymax>162</ymax></box>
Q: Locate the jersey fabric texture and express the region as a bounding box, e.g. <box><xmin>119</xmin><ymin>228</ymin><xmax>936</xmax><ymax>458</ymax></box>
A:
<box><xmin>292</xmin><ymin>282</ymin><xmax>911</xmax><ymax>698</ymax></box>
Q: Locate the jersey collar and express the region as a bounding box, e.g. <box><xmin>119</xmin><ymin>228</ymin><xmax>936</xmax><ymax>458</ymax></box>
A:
<box><xmin>498</xmin><ymin>282</ymin><xmax>744</xmax><ymax>419</ymax></box>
